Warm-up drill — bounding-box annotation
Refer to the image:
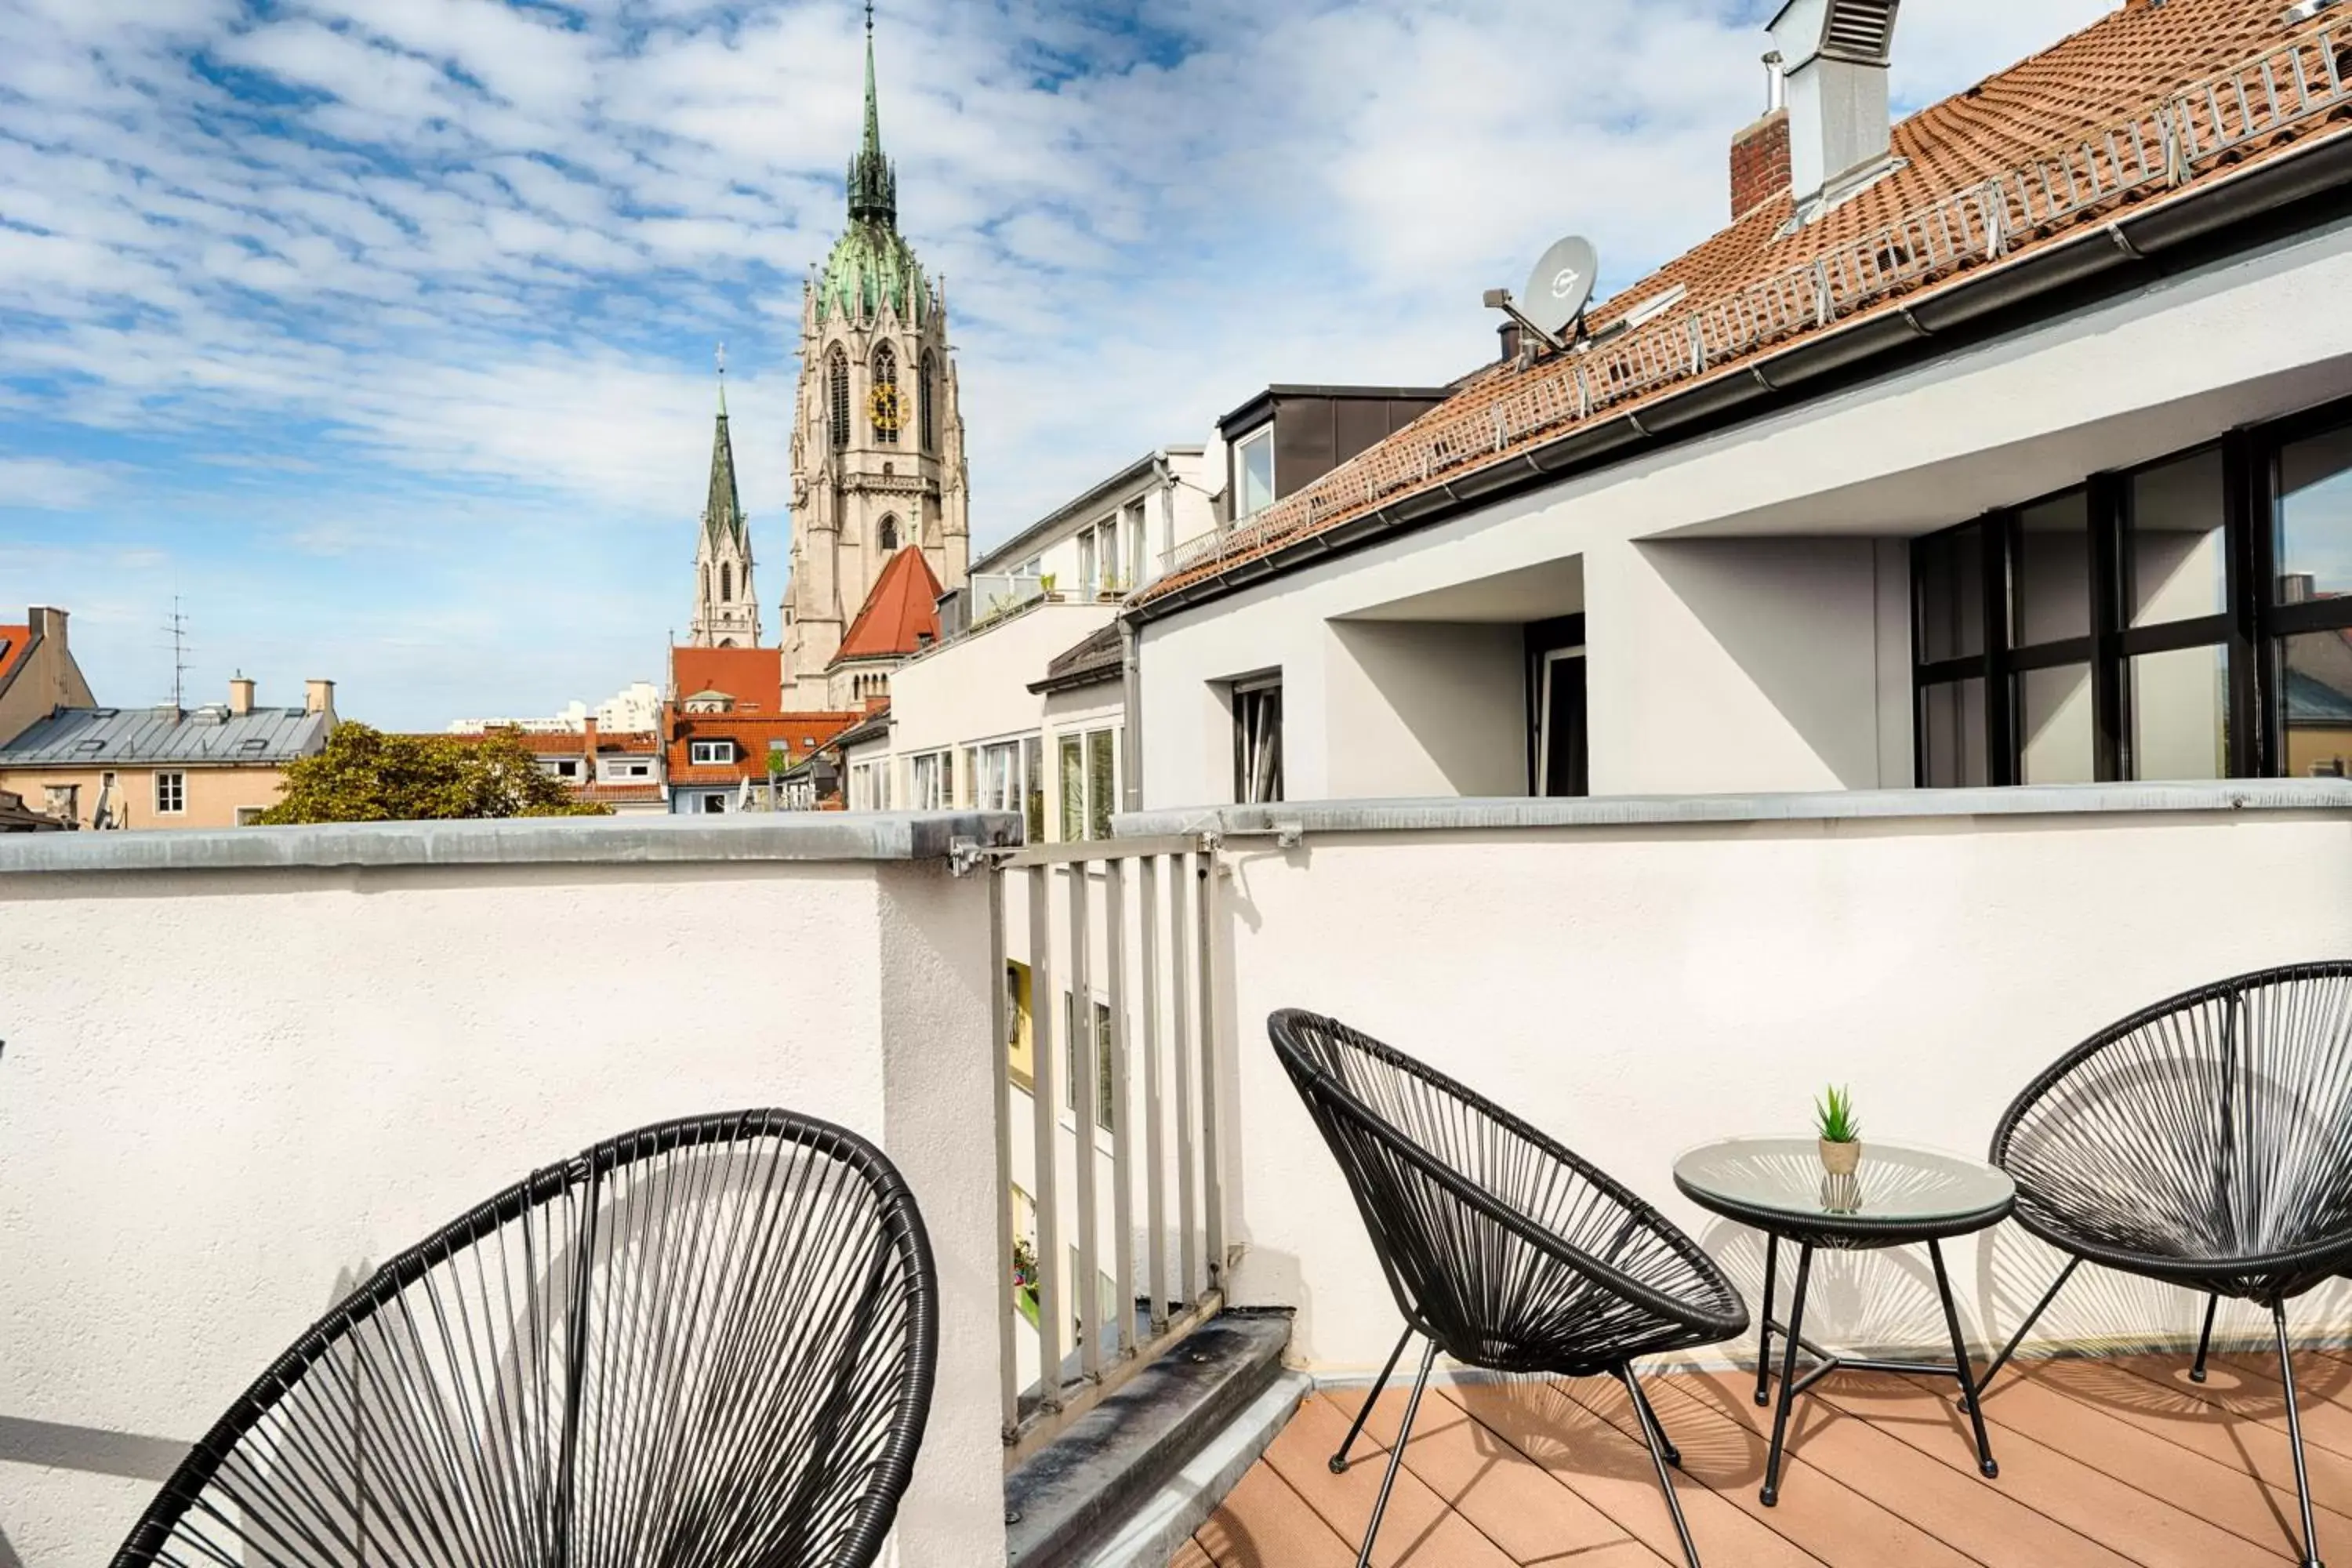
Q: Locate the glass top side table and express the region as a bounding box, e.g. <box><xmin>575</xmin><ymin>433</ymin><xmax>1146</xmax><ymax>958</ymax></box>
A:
<box><xmin>1674</xmin><ymin>1136</ymin><xmax>2016</xmax><ymax>1506</ymax></box>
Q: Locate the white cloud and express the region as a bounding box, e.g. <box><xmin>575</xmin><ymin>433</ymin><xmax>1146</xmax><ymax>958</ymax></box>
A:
<box><xmin>0</xmin><ymin>457</ymin><xmax>113</xmax><ymax>510</ymax></box>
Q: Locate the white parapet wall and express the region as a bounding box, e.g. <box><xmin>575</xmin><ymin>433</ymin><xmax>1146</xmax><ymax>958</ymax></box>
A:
<box><xmin>0</xmin><ymin>812</ymin><xmax>1018</xmax><ymax>1568</ymax></box>
<box><xmin>1123</xmin><ymin>781</ymin><xmax>2352</xmax><ymax>1376</ymax></box>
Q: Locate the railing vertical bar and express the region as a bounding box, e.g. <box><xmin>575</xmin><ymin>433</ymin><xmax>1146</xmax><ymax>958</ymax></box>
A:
<box><xmin>1170</xmin><ymin>846</ymin><xmax>1200</xmax><ymax>1303</ymax></box>
<box><xmin>1196</xmin><ymin>845</ymin><xmax>1225</xmax><ymax>1290</ymax></box>
<box><xmin>1139</xmin><ymin>854</ymin><xmax>1169</xmax><ymax>1334</ymax></box>
<box><xmin>1105</xmin><ymin>856</ymin><xmax>1135</xmax><ymax>1363</ymax></box>
<box><xmin>1027</xmin><ymin>864</ymin><xmax>1064</xmax><ymax>1409</ymax></box>
<box><xmin>989</xmin><ymin>863</ymin><xmax>1017</xmax><ymax>1436</ymax></box>
<box><xmin>1068</xmin><ymin>857</ymin><xmax>1102</xmax><ymax>1381</ymax></box>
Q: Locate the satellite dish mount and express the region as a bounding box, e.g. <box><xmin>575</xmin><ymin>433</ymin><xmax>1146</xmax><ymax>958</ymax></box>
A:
<box><xmin>1485</xmin><ymin>234</ymin><xmax>1602</xmax><ymax>355</ymax></box>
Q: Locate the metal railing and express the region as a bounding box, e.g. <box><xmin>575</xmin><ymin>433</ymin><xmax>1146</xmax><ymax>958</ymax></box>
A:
<box><xmin>969</xmin><ymin>570</ymin><xmax>1047</xmax><ymax>626</ymax></box>
<box><xmin>989</xmin><ymin>833</ymin><xmax>1225</xmax><ymax>1464</ymax></box>
<box><xmin>1160</xmin><ymin>16</ymin><xmax>2352</xmax><ymax>586</ymax></box>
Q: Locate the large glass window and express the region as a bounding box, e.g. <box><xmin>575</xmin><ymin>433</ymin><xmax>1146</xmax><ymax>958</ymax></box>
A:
<box><xmin>2277</xmin><ymin>421</ymin><xmax>2352</xmax><ymax>604</ymax></box>
<box><xmin>908</xmin><ymin>750</ymin><xmax>947</xmax><ymax>811</ymax></box>
<box><xmin>1918</xmin><ymin>677</ymin><xmax>1987</xmax><ymax>788</ymax></box>
<box><xmin>2129</xmin><ymin>448</ymin><xmax>2227</xmax><ymax>626</ymax></box>
<box><xmin>2133</xmin><ymin>645</ymin><xmax>2230</xmax><ymax>779</ymax></box>
<box><xmin>1054</xmin><ymin>729</ymin><xmax>1119</xmax><ymax>840</ymax></box>
<box><xmin>1022</xmin><ymin>735</ymin><xmax>1045</xmax><ymax>842</ymax></box>
<box><xmin>2019</xmin><ymin>663</ymin><xmax>2096</xmax><ymax>784</ymax></box>
<box><xmin>1914</xmin><ymin>523</ymin><xmax>1984</xmax><ymax>663</ymax></box>
<box><xmin>2280</xmin><ymin>630</ymin><xmax>2352</xmax><ymax>777</ymax></box>
<box><xmin>2013</xmin><ymin>491</ymin><xmax>2092</xmax><ymax>646</ymax></box>
<box><xmin>1063</xmin><ymin>993</ymin><xmax>1116</xmax><ymax>1133</ymax></box>
<box><xmin>1235</xmin><ymin>427</ymin><xmax>1275</xmax><ymax>521</ymax></box>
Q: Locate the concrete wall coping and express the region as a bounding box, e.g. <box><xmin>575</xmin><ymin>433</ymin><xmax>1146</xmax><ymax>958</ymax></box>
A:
<box><xmin>0</xmin><ymin>811</ymin><xmax>1025</xmax><ymax>876</ymax></box>
<box><xmin>1115</xmin><ymin>780</ymin><xmax>2352</xmax><ymax>838</ymax></box>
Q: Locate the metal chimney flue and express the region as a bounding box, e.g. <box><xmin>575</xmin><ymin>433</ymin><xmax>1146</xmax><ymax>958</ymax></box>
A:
<box><xmin>1768</xmin><ymin>0</ymin><xmax>1901</xmax><ymax>216</ymax></box>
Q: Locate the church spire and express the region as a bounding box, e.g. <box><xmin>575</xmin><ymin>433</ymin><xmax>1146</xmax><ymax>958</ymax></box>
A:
<box><xmin>847</xmin><ymin>1</ymin><xmax>897</xmax><ymax>226</ymax></box>
<box><xmin>704</xmin><ymin>347</ymin><xmax>746</xmax><ymax>546</ymax></box>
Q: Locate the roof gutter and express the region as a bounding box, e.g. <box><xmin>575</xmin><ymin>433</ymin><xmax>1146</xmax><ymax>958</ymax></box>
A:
<box><xmin>1130</xmin><ymin>122</ymin><xmax>2352</xmax><ymax>626</ymax></box>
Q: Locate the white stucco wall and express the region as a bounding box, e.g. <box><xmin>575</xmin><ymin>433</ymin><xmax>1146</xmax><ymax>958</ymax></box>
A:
<box><xmin>0</xmin><ymin>817</ymin><xmax>1009</xmax><ymax>1567</ymax></box>
<box><xmin>1134</xmin><ymin>213</ymin><xmax>2352</xmax><ymax>809</ymax></box>
<box><xmin>1166</xmin><ymin>793</ymin><xmax>2352</xmax><ymax>1375</ymax></box>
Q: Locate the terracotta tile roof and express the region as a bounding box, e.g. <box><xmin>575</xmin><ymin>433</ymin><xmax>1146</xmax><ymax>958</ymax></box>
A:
<box><xmin>1139</xmin><ymin>0</ymin><xmax>2352</xmax><ymax>608</ymax></box>
<box><xmin>832</xmin><ymin>548</ymin><xmax>943</xmax><ymax>663</ymax></box>
<box><xmin>665</xmin><ymin>710</ymin><xmax>864</xmax><ymax>786</ymax></box>
<box><xmin>573</xmin><ymin>781</ymin><xmax>666</xmax><ymax>805</ymax></box>
<box><xmin>452</xmin><ymin>728</ymin><xmax>661</xmax><ymax>756</ymax></box>
<box><xmin>670</xmin><ymin>645</ymin><xmax>783</xmax><ymax>712</ymax></box>
<box><xmin>0</xmin><ymin>626</ymin><xmax>32</xmax><ymax>693</ymax></box>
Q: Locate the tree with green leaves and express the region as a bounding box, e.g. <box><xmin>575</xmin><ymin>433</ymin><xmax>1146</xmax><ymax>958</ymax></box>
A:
<box><xmin>257</xmin><ymin>724</ymin><xmax>613</xmax><ymax>824</ymax></box>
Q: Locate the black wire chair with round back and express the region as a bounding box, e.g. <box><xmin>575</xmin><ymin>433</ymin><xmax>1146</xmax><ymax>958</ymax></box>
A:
<box><xmin>1983</xmin><ymin>962</ymin><xmax>2352</xmax><ymax>1568</ymax></box>
<box><xmin>1269</xmin><ymin>1010</ymin><xmax>1748</xmax><ymax>1568</ymax></box>
<box><xmin>113</xmin><ymin>1107</ymin><xmax>938</xmax><ymax>1568</ymax></box>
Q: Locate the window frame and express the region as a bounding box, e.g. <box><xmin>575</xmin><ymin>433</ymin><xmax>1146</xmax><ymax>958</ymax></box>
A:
<box><xmin>907</xmin><ymin>749</ymin><xmax>949</xmax><ymax>811</ymax></box>
<box><xmin>1904</xmin><ymin>404</ymin><xmax>2352</xmax><ymax>785</ymax></box>
<box><xmin>688</xmin><ymin>739</ymin><xmax>735</xmax><ymax>767</ymax></box>
<box><xmin>154</xmin><ymin>770</ymin><xmax>187</xmax><ymax>815</ymax></box>
<box><xmin>1052</xmin><ymin>726</ymin><xmax>1120</xmax><ymax>841</ymax></box>
<box><xmin>1231</xmin><ymin>673</ymin><xmax>1283</xmax><ymax>804</ymax></box>
<box><xmin>1232</xmin><ymin>426</ymin><xmax>1275</xmax><ymax>521</ymax></box>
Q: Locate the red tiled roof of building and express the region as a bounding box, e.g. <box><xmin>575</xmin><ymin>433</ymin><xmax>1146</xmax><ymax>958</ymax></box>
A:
<box><xmin>833</xmin><ymin>548</ymin><xmax>943</xmax><ymax>664</ymax></box>
<box><xmin>1138</xmin><ymin>0</ymin><xmax>2352</xmax><ymax>607</ymax></box>
<box><xmin>454</xmin><ymin>728</ymin><xmax>661</xmax><ymax>756</ymax></box>
<box><xmin>0</xmin><ymin>626</ymin><xmax>32</xmax><ymax>692</ymax></box>
<box><xmin>664</xmin><ymin>710</ymin><xmax>865</xmax><ymax>786</ymax></box>
<box><xmin>670</xmin><ymin>645</ymin><xmax>783</xmax><ymax>712</ymax></box>
<box><xmin>574</xmin><ymin>781</ymin><xmax>666</xmax><ymax>805</ymax></box>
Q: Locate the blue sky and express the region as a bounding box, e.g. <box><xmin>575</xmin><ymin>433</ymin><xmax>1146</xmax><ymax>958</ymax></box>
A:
<box><xmin>0</xmin><ymin>0</ymin><xmax>2111</xmax><ymax>728</ymax></box>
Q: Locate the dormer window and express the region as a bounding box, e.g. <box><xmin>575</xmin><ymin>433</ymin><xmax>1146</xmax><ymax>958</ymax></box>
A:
<box><xmin>1234</xmin><ymin>426</ymin><xmax>1274</xmax><ymax>520</ymax></box>
<box><xmin>690</xmin><ymin>739</ymin><xmax>735</xmax><ymax>766</ymax></box>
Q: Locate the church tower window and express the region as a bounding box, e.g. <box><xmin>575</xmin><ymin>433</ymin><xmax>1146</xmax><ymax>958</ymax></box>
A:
<box><xmin>878</xmin><ymin>514</ymin><xmax>900</xmax><ymax>552</ymax></box>
<box><xmin>920</xmin><ymin>350</ymin><xmax>938</xmax><ymax>452</ymax></box>
<box><xmin>720</xmin><ymin>562</ymin><xmax>732</xmax><ymax>602</ymax></box>
<box><xmin>829</xmin><ymin>348</ymin><xmax>850</xmax><ymax>451</ymax></box>
<box><xmin>870</xmin><ymin>343</ymin><xmax>901</xmax><ymax>445</ymax></box>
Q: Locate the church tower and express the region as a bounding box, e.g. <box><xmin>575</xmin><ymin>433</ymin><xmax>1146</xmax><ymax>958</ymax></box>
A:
<box><xmin>690</xmin><ymin>359</ymin><xmax>760</xmax><ymax>648</ymax></box>
<box><xmin>779</xmin><ymin>4</ymin><xmax>969</xmax><ymax>704</ymax></box>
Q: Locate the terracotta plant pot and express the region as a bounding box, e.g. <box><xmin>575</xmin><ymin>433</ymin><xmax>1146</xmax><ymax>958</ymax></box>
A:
<box><xmin>1818</xmin><ymin>1137</ymin><xmax>1861</xmax><ymax>1178</ymax></box>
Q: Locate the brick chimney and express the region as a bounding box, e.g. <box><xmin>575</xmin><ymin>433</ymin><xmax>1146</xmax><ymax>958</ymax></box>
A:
<box><xmin>1731</xmin><ymin>51</ymin><xmax>1792</xmax><ymax>220</ymax></box>
<box><xmin>228</xmin><ymin>674</ymin><xmax>255</xmax><ymax>716</ymax></box>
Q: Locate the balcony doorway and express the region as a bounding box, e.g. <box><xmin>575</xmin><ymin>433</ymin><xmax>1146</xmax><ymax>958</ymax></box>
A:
<box><xmin>1529</xmin><ymin>615</ymin><xmax>1588</xmax><ymax>797</ymax></box>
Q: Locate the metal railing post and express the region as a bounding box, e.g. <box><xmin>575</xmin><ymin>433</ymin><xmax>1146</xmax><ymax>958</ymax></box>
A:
<box><xmin>1139</xmin><ymin>855</ymin><xmax>1169</xmax><ymax>1334</ymax></box>
<box><xmin>1027</xmin><ymin>864</ymin><xmax>1064</xmax><ymax>1409</ymax></box>
<box><xmin>1069</xmin><ymin>859</ymin><xmax>1101</xmax><ymax>1381</ymax></box>
<box><xmin>1196</xmin><ymin>844</ymin><xmax>1224</xmax><ymax>1287</ymax></box>
<box><xmin>1171</xmin><ymin>847</ymin><xmax>1200</xmax><ymax>1302</ymax></box>
<box><xmin>989</xmin><ymin>866</ymin><xmax>1018</xmax><ymax>1436</ymax></box>
<box><xmin>1105</xmin><ymin>858</ymin><xmax>1135</xmax><ymax>1360</ymax></box>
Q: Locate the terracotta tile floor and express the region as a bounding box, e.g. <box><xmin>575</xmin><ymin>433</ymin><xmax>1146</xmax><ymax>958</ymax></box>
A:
<box><xmin>1188</xmin><ymin>1347</ymin><xmax>2352</xmax><ymax>1566</ymax></box>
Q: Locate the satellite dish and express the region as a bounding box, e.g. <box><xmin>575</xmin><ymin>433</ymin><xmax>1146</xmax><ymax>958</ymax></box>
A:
<box><xmin>1522</xmin><ymin>235</ymin><xmax>1599</xmax><ymax>339</ymax></box>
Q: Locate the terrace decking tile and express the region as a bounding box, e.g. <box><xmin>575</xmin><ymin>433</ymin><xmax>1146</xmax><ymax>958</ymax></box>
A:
<box><xmin>1192</xmin><ymin>1459</ymin><xmax>1358</xmax><ymax>1567</ymax></box>
<box><xmin>1259</xmin><ymin>1391</ymin><xmax>1525</xmax><ymax>1566</ymax></box>
<box><xmin>1443</xmin><ymin>1378</ymin><xmax>1828</xmax><ymax>1568</ymax></box>
<box><xmin>2198</xmin><ymin>1351</ymin><xmax>2352</xmax><ymax>1461</ymax></box>
<box><xmin>1570</xmin><ymin>1369</ymin><xmax>2113</xmax><ymax>1568</ymax></box>
<box><xmin>1169</xmin><ymin>1540</ymin><xmax>1219</xmax><ymax>1568</ymax></box>
<box><xmin>1809</xmin><ymin>1373</ymin><xmax>2285</xmax><ymax>1568</ymax></box>
<box><xmin>2042</xmin><ymin>1353</ymin><xmax>2352</xmax><ymax>1503</ymax></box>
<box><xmin>1334</xmin><ymin>1385</ymin><xmax>1670</xmax><ymax>1566</ymax></box>
<box><xmin>1959</xmin><ymin>1361</ymin><xmax>2352</xmax><ymax>1555</ymax></box>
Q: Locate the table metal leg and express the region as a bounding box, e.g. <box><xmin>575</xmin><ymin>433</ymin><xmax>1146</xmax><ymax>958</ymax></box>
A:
<box><xmin>1755</xmin><ymin>1232</ymin><xmax>1778</xmax><ymax>1407</ymax></box>
<box><xmin>1760</xmin><ymin>1240</ymin><xmax>1813</xmax><ymax>1507</ymax></box>
<box><xmin>1929</xmin><ymin>1238</ymin><xmax>1998</xmax><ymax>1479</ymax></box>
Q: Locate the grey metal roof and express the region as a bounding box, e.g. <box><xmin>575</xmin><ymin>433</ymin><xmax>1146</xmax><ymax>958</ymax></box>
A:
<box><xmin>0</xmin><ymin>705</ymin><xmax>330</xmax><ymax>767</ymax></box>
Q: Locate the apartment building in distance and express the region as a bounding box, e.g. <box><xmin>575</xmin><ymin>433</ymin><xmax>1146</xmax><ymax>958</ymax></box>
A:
<box><xmin>0</xmin><ymin>677</ymin><xmax>336</xmax><ymax>829</ymax></box>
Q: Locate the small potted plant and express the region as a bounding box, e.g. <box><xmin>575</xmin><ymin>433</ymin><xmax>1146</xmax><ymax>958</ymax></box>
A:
<box><xmin>1815</xmin><ymin>1084</ymin><xmax>1861</xmax><ymax>1177</ymax></box>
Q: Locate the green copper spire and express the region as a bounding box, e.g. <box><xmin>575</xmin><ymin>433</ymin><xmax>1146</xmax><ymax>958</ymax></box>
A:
<box><xmin>704</xmin><ymin>356</ymin><xmax>746</xmax><ymax>547</ymax></box>
<box><xmin>847</xmin><ymin>1</ymin><xmax>897</xmax><ymax>225</ymax></box>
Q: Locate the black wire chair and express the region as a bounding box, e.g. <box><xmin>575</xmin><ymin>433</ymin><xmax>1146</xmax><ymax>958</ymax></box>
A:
<box><xmin>1984</xmin><ymin>962</ymin><xmax>2352</xmax><ymax>1568</ymax></box>
<box><xmin>114</xmin><ymin>1108</ymin><xmax>938</xmax><ymax>1568</ymax></box>
<box><xmin>1269</xmin><ymin>1010</ymin><xmax>1748</xmax><ymax>1568</ymax></box>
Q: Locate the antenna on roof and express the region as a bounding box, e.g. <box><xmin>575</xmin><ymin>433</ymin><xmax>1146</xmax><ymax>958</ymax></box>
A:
<box><xmin>1483</xmin><ymin>234</ymin><xmax>1599</xmax><ymax>354</ymax></box>
<box><xmin>161</xmin><ymin>597</ymin><xmax>191</xmax><ymax>713</ymax></box>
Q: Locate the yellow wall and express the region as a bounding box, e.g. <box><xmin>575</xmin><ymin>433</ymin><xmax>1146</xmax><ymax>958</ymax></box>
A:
<box><xmin>0</xmin><ymin>764</ymin><xmax>292</xmax><ymax>829</ymax></box>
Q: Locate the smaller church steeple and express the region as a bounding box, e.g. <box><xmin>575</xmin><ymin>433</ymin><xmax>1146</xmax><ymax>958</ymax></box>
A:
<box><xmin>846</xmin><ymin>1</ymin><xmax>897</xmax><ymax>226</ymax></box>
<box><xmin>691</xmin><ymin>343</ymin><xmax>760</xmax><ymax>648</ymax></box>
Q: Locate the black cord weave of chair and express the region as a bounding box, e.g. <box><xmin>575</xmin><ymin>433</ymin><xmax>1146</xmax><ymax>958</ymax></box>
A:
<box><xmin>1270</xmin><ymin>1010</ymin><xmax>1745</xmax><ymax>1568</ymax></box>
<box><xmin>114</xmin><ymin>1108</ymin><xmax>938</xmax><ymax>1568</ymax></box>
<box><xmin>1987</xmin><ymin>961</ymin><xmax>2352</xmax><ymax>1568</ymax></box>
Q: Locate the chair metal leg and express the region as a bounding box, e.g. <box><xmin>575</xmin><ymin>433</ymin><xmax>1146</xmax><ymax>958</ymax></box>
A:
<box><xmin>2273</xmin><ymin>1305</ymin><xmax>2325</xmax><ymax>1568</ymax></box>
<box><xmin>1754</xmin><ymin>1232</ymin><xmax>1778</xmax><ymax>1407</ymax></box>
<box><xmin>2190</xmin><ymin>1293</ymin><xmax>2220</xmax><ymax>1383</ymax></box>
<box><xmin>1621</xmin><ymin>1363</ymin><xmax>1703</xmax><ymax>1567</ymax></box>
<box><xmin>1330</xmin><ymin>1323</ymin><xmax>1415</xmax><ymax>1474</ymax></box>
<box><xmin>1760</xmin><ymin>1240</ymin><xmax>1813</xmax><ymax>1507</ymax></box>
<box><xmin>1970</xmin><ymin>1253</ymin><xmax>2082</xmax><ymax>1403</ymax></box>
<box><xmin>1626</xmin><ymin>1367</ymin><xmax>1682</xmax><ymax>1466</ymax></box>
<box><xmin>1355</xmin><ymin>1338</ymin><xmax>1439</xmax><ymax>1568</ymax></box>
<box><xmin>1929</xmin><ymin>1238</ymin><xmax>1998</xmax><ymax>1479</ymax></box>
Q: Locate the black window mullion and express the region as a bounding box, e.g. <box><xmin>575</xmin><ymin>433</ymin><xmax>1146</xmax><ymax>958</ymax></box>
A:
<box><xmin>1984</xmin><ymin>514</ymin><xmax>2017</xmax><ymax>786</ymax></box>
<box><xmin>2088</xmin><ymin>470</ymin><xmax>2126</xmax><ymax>780</ymax></box>
<box><xmin>2227</xmin><ymin>426</ymin><xmax>2267</xmax><ymax>775</ymax></box>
